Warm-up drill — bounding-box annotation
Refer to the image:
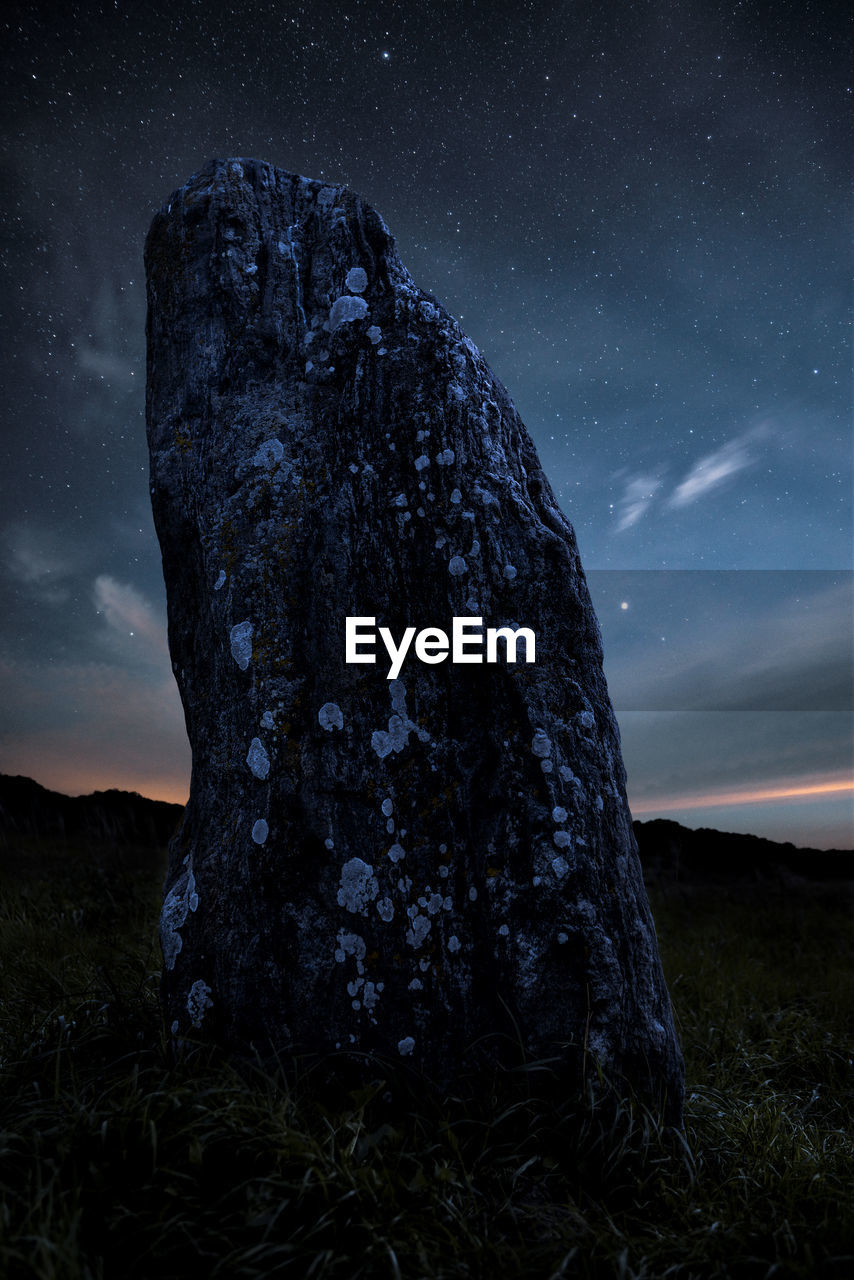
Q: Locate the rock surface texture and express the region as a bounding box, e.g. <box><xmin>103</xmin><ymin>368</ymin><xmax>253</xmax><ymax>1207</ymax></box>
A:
<box><xmin>146</xmin><ymin>157</ymin><xmax>683</xmax><ymax>1120</ymax></box>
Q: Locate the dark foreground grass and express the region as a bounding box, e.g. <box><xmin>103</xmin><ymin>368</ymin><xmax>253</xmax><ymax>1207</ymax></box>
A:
<box><xmin>0</xmin><ymin>842</ymin><xmax>852</xmax><ymax>1279</ymax></box>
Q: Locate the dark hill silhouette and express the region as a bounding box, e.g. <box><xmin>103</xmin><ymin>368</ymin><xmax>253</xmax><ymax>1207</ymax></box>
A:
<box><xmin>0</xmin><ymin>773</ymin><xmax>183</xmax><ymax>850</ymax></box>
<box><xmin>633</xmin><ymin>817</ymin><xmax>853</xmax><ymax>887</ymax></box>
<box><xmin>0</xmin><ymin>773</ymin><xmax>850</xmax><ymax>884</ymax></box>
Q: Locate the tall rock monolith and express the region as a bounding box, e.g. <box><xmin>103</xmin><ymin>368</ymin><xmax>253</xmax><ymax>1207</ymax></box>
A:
<box><xmin>145</xmin><ymin>158</ymin><xmax>683</xmax><ymax>1121</ymax></box>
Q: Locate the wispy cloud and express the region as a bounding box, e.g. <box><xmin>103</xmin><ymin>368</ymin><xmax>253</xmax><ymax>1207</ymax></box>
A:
<box><xmin>5</xmin><ymin>523</ymin><xmax>77</xmax><ymax>604</ymax></box>
<box><xmin>93</xmin><ymin>575</ymin><xmax>170</xmax><ymax>662</ymax></box>
<box><xmin>76</xmin><ymin>344</ymin><xmax>138</xmax><ymax>385</ymax></box>
<box><xmin>669</xmin><ymin>435</ymin><xmax>754</xmax><ymax>508</ymax></box>
<box><xmin>615</xmin><ymin>475</ymin><xmax>662</xmax><ymax>532</ymax></box>
<box><xmin>612</xmin><ymin>429</ymin><xmax>763</xmax><ymax>534</ymax></box>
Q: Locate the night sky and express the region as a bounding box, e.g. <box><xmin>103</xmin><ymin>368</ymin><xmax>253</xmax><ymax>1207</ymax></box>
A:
<box><xmin>1</xmin><ymin>0</ymin><xmax>851</xmax><ymax>847</ymax></box>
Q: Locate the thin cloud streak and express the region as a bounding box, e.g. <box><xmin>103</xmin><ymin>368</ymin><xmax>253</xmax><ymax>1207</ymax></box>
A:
<box><xmin>630</xmin><ymin>773</ymin><xmax>854</xmax><ymax>815</ymax></box>
<box><xmin>615</xmin><ymin>475</ymin><xmax>662</xmax><ymax>532</ymax></box>
<box><xmin>669</xmin><ymin>435</ymin><xmax>753</xmax><ymax>508</ymax></box>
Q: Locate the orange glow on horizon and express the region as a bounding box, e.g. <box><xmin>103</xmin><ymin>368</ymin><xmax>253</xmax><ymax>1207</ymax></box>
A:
<box><xmin>630</xmin><ymin>776</ymin><xmax>854</xmax><ymax>815</ymax></box>
<box><xmin>9</xmin><ymin>760</ymin><xmax>851</xmax><ymax>824</ymax></box>
<box><xmin>121</xmin><ymin>782</ymin><xmax>190</xmax><ymax>807</ymax></box>
<box><xmin>64</xmin><ymin>776</ymin><xmax>853</xmax><ymax>814</ymax></box>
<box><xmin>15</xmin><ymin>765</ymin><xmax>190</xmax><ymax>808</ymax></box>
<box><xmin>144</xmin><ymin>778</ymin><xmax>854</xmax><ymax>813</ymax></box>
<box><xmin>73</xmin><ymin>780</ymin><xmax>190</xmax><ymax>806</ymax></box>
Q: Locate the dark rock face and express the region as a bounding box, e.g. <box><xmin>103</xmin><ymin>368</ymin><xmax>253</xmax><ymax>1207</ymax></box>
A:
<box><xmin>145</xmin><ymin>157</ymin><xmax>683</xmax><ymax>1120</ymax></box>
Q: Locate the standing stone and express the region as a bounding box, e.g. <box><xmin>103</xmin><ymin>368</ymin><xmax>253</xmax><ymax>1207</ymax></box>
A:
<box><xmin>145</xmin><ymin>158</ymin><xmax>683</xmax><ymax>1121</ymax></box>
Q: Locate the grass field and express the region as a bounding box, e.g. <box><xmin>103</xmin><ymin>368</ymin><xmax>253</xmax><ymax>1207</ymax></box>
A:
<box><xmin>0</xmin><ymin>838</ymin><xmax>852</xmax><ymax>1279</ymax></box>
